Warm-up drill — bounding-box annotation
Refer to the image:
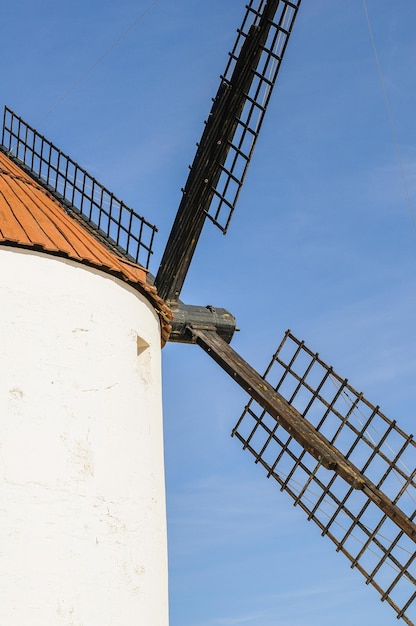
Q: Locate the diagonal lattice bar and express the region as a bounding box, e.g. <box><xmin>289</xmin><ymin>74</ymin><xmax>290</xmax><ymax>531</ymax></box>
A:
<box><xmin>208</xmin><ymin>0</ymin><xmax>301</xmax><ymax>233</ymax></box>
<box><xmin>1</xmin><ymin>106</ymin><xmax>157</xmax><ymax>269</ymax></box>
<box><xmin>232</xmin><ymin>330</ymin><xmax>416</xmax><ymax>626</ymax></box>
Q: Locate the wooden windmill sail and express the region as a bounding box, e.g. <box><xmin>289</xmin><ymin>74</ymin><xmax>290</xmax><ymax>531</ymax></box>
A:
<box><xmin>1</xmin><ymin>1</ymin><xmax>415</xmax><ymax>624</ymax></box>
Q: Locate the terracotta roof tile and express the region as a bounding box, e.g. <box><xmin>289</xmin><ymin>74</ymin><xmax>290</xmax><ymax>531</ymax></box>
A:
<box><xmin>0</xmin><ymin>150</ymin><xmax>172</xmax><ymax>344</ymax></box>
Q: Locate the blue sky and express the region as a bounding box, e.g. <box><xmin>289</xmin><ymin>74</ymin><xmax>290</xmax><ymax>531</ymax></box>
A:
<box><xmin>2</xmin><ymin>1</ymin><xmax>416</xmax><ymax>624</ymax></box>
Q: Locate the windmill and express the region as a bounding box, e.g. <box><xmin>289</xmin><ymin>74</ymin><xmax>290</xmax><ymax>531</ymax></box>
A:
<box><xmin>1</xmin><ymin>1</ymin><xmax>415</xmax><ymax>625</ymax></box>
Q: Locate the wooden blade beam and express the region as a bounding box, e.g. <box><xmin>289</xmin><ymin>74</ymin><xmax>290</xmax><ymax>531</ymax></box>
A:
<box><xmin>231</xmin><ymin>328</ymin><xmax>416</xmax><ymax>624</ymax></box>
<box><xmin>155</xmin><ymin>0</ymin><xmax>301</xmax><ymax>302</ymax></box>
<box><xmin>188</xmin><ymin>326</ymin><xmax>416</xmax><ymax>544</ymax></box>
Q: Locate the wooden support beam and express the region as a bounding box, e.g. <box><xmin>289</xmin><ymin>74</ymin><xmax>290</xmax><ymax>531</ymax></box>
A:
<box><xmin>189</xmin><ymin>326</ymin><xmax>416</xmax><ymax>543</ymax></box>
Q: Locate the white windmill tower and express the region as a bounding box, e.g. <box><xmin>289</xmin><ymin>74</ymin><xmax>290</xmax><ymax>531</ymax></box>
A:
<box><xmin>0</xmin><ymin>139</ymin><xmax>172</xmax><ymax>623</ymax></box>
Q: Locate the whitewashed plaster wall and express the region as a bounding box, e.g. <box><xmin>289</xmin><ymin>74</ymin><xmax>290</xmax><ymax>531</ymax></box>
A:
<box><xmin>0</xmin><ymin>247</ymin><xmax>168</xmax><ymax>625</ymax></box>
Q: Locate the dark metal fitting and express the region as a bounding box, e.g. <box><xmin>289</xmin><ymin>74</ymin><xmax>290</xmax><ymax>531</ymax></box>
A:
<box><xmin>168</xmin><ymin>302</ymin><xmax>236</xmax><ymax>344</ymax></box>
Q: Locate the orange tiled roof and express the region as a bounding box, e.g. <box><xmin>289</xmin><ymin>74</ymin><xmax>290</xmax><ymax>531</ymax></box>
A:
<box><xmin>0</xmin><ymin>150</ymin><xmax>172</xmax><ymax>344</ymax></box>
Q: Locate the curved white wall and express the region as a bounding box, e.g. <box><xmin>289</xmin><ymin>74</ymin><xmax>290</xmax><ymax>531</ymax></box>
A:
<box><xmin>0</xmin><ymin>247</ymin><xmax>168</xmax><ymax>625</ymax></box>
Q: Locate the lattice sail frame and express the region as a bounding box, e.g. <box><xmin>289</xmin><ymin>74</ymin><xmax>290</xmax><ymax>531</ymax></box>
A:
<box><xmin>207</xmin><ymin>0</ymin><xmax>301</xmax><ymax>233</ymax></box>
<box><xmin>232</xmin><ymin>330</ymin><xmax>416</xmax><ymax>625</ymax></box>
<box><xmin>1</xmin><ymin>107</ymin><xmax>157</xmax><ymax>268</ymax></box>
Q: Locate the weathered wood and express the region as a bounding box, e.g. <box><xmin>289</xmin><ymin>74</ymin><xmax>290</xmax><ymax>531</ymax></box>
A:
<box><xmin>189</xmin><ymin>327</ymin><xmax>416</xmax><ymax>543</ymax></box>
<box><xmin>155</xmin><ymin>0</ymin><xmax>301</xmax><ymax>302</ymax></box>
